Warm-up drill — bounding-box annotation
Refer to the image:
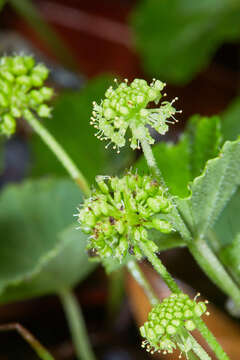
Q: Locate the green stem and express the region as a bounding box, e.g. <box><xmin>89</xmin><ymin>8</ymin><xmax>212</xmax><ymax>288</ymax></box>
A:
<box><xmin>139</xmin><ymin>241</ymin><xmax>181</xmax><ymax>294</ymax></box>
<box><xmin>139</xmin><ymin>134</ymin><xmax>230</xmax><ymax>358</ymax></box>
<box><xmin>107</xmin><ymin>268</ymin><xmax>125</xmax><ymax>319</ymax></box>
<box><xmin>24</xmin><ymin>110</ymin><xmax>91</xmax><ymax>196</ymax></box>
<box><xmin>194</xmin><ymin>318</ymin><xmax>230</xmax><ymax>360</ymax></box>
<box><xmin>59</xmin><ymin>289</ymin><xmax>96</xmax><ymax>360</ymax></box>
<box><xmin>190</xmin><ymin>336</ymin><xmax>211</xmax><ymax>360</ymax></box>
<box><xmin>127</xmin><ymin>260</ymin><xmax>159</xmax><ymax>306</ymax></box>
<box><xmin>189</xmin><ymin>240</ymin><xmax>240</xmax><ymax>307</ymax></box>
<box><xmin>140</xmin><ymin>137</ymin><xmax>162</xmax><ymax>182</ymax></box>
<box><xmin>0</xmin><ymin>323</ymin><xmax>54</xmax><ymax>360</ymax></box>
<box><xmin>176</xmin><ymin>329</ymin><xmax>202</xmax><ymax>360</ymax></box>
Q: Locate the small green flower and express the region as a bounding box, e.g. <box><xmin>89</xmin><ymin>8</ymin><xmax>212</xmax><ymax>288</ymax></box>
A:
<box><xmin>140</xmin><ymin>293</ymin><xmax>209</xmax><ymax>356</ymax></box>
<box><xmin>91</xmin><ymin>78</ymin><xmax>181</xmax><ymax>152</ymax></box>
<box><xmin>0</xmin><ymin>55</ymin><xmax>53</xmax><ymax>136</ymax></box>
<box><xmin>77</xmin><ymin>173</ymin><xmax>173</xmax><ymax>261</ymax></box>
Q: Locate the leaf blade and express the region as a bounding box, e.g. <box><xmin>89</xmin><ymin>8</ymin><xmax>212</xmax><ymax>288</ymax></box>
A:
<box><xmin>0</xmin><ymin>225</ymin><xmax>96</xmax><ymax>303</ymax></box>
<box><xmin>0</xmin><ymin>178</ymin><xmax>82</xmax><ymax>293</ymax></box>
<box><xmin>184</xmin><ymin>139</ymin><xmax>240</xmax><ymax>239</ymax></box>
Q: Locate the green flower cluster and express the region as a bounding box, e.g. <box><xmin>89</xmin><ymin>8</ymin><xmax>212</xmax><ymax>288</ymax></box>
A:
<box><xmin>78</xmin><ymin>173</ymin><xmax>173</xmax><ymax>261</ymax></box>
<box><xmin>140</xmin><ymin>293</ymin><xmax>208</xmax><ymax>355</ymax></box>
<box><xmin>91</xmin><ymin>78</ymin><xmax>180</xmax><ymax>152</ymax></box>
<box><xmin>0</xmin><ymin>55</ymin><xmax>53</xmax><ymax>136</ymax></box>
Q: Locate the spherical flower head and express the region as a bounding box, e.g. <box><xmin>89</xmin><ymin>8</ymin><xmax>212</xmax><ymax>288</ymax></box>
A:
<box><xmin>91</xmin><ymin>78</ymin><xmax>181</xmax><ymax>152</ymax></box>
<box><xmin>140</xmin><ymin>293</ymin><xmax>209</xmax><ymax>356</ymax></box>
<box><xmin>0</xmin><ymin>55</ymin><xmax>54</xmax><ymax>136</ymax></box>
<box><xmin>77</xmin><ymin>173</ymin><xmax>174</xmax><ymax>262</ymax></box>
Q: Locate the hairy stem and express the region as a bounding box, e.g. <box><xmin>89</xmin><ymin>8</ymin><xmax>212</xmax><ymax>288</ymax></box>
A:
<box><xmin>189</xmin><ymin>240</ymin><xmax>240</xmax><ymax>307</ymax></box>
<box><xmin>59</xmin><ymin>289</ymin><xmax>96</xmax><ymax>360</ymax></box>
<box><xmin>127</xmin><ymin>260</ymin><xmax>159</xmax><ymax>305</ymax></box>
<box><xmin>139</xmin><ymin>133</ymin><xmax>230</xmax><ymax>358</ymax></box>
<box><xmin>190</xmin><ymin>335</ymin><xmax>211</xmax><ymax>360</ymax></box>
<box><xmin>176</xmin><ymin>329</ymin><xmax>204</xmax><ymax>360</ymax></box>
<box><xmin>195</xmin><ymin>318</ymin><xmax>230</xmax><ymax>360</ymax></box>
<box><xmin>0</xmin><ymin>323</ymin><xmax>54</xmax><ymax>360</ymax></box>
<box><xmin>24</xmin><ymin>110</ymin><xmax>91</xmax><ymax>196</ymax></box>
<box><xmin>139</xmin><ymin>241</ymin><xmax>181</xmax><ymax>294</ymax></box>
<box><xmin>140</xmin><ymin>137</ymin><xmax>162</xmax><ymax>182</ymax></box>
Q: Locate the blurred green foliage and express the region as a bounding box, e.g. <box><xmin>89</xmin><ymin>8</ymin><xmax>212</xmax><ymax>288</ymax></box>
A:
<box><xmin>0</xmin><ymin>178</ymin><xmax>91</xmax><ymax>297</ymax></box>
<box><xmin>222</xmin><ymin>97</ymin><xmax>240</xmax><ymax>141</ymax></box>
<box><xmin>0</xmin><ymin>223</ymin><xmax>96</xmax><ymax>303</ymax></box>
<box><xmin>131</xmin><ymin>0</ymin><xmax>240</xmax><ymax>84</ymax></box>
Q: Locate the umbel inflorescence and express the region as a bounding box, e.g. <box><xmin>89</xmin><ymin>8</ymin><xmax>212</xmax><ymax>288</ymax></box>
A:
<box><xmin>0</xmin><ymin>55</ymin><xmax>53</xmax><ymax>136</ymax></box>
<box><xmin>91</xmin><ymin>78</ymin><xmax>181</xmax><ymax>152</ymax></box>
<box><xmin>140</xmin><ymin>293</ymin><xmax>209</xmax><ymax>356</ymax></box>
<box><xmin>78</xmin><ymin>173</ymin><xmax>174</xmax><ymax>261</ymax></box>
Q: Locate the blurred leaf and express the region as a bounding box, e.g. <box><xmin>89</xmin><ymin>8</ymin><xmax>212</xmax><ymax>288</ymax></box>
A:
<box><xmin>0</xmin><ymin>178</ymin><xmax>82</xmax><ymax>294</ymax></box>
<box><xmin>181</xmin><ymin>139</ymin><xmax>240</xmax><ymax>239</ymax></box>
<box><xmin>219</xmin><ymin>233</ymin><xmax>240</xmax><ymax>284</ymax></box>
<box><xmin>212</xmin><ymin>189</ymin><xmax>240</xmax><ymax>249</ymax></box>
<box><xmin>131</xmin><ymin>0</ymin><xmax>240</xmax><ymax>84</ymax></box>
<box><xmin>0</xmin><ymin>139</ymin><xmax>4</xmax><ymax>175</ymax></box>
<box><xmin>136</xmin><ymin>135</ymin><xmax>191</xmax><ymax>197</ymax></box>
<box><xmin>9</xmin><ymin>0</ymin><xmax>77</xmax><ymax>70</ymax></box>
<box><xmin>31</xmin><ymin>76</ymin><xmax>132</xmax><ymax>183</ymax></box>
<box><xmin>136</xmin><ymin>115</ymin><xmax>221</xmax><ymax>197</ymax></box>
<box><xmin>149</xmin><ymin>230</ymin><xmax>186</xmax><ymax>251</ymax></box>
<box><xmin>187</xmin><ymin>115</ymin><xmax>222</xmax><ymax>178</ymax></box>
<box><xmin>0</xmin><ymin>0</ymin><xmax>6</xmax><ymax>11</ymax></box>
<box><xmin>0</xmin><ymin>225</ymin><xmax>96</xmax><ymax>303</ymax></box>
<box><xmin>222</xmin><ymin>97</ymin><xmax>240</xmax><ymax>141</ymax></box>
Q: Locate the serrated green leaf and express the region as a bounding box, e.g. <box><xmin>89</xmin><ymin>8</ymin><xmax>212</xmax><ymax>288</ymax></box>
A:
<box><xmin>0</xmin><ymin>178</ymin><xmax>82</xmax><ymax>293</ymax></box>
<box><xmin>0</xmin><ymin>225</ymin><xmax>96</xmax><ymax>303</ymax></box>
<box><xmin>182</xmin><ymin>139</ymin><xmax>240</xmax><ymax>239</ymax></box>
<box><xmin>222</xmin><ymin>97</ymin><xmax>240</xmax><ymax>141</ymax></box>
<box><xmin>30</xmin><ymin>76</ymin><xmax>132</xmax><ymax>183</ymax></box>
<box><xmin>131</xmin><ymin>0</ymin><xmax>240</xmax><ymax>84</ymax></box>
<box><xmin>136</xmin><ymin>115</ymin><xmax>221</xmax><ymax>197</ymax></box>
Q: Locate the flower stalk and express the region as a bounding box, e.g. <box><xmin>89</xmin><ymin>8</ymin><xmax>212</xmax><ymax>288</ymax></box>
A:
<box><xmin>0</xmin><ymin>323</ymin><xmax>54</xmax><ymax>360</ymax></box>
<box><xmin>59</xmin><ymin>289</ymin><xmax>96</xmax><ymax>360</ymax></box>
<box><xmin>127</xmin><ymin>260</ymin><xmax>159</xmax><ymax>306</ymax></box>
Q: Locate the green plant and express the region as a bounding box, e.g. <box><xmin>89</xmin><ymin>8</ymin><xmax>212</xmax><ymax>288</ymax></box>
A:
<box><xmin>1</xmin><ymin>55</ymin><xmax>240</xmax><ymax>359</ymax></box>
<box><xmin>131</xmin><ymin>0</ymin><xmax>240</xmax><ymax>84</ymax></box>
